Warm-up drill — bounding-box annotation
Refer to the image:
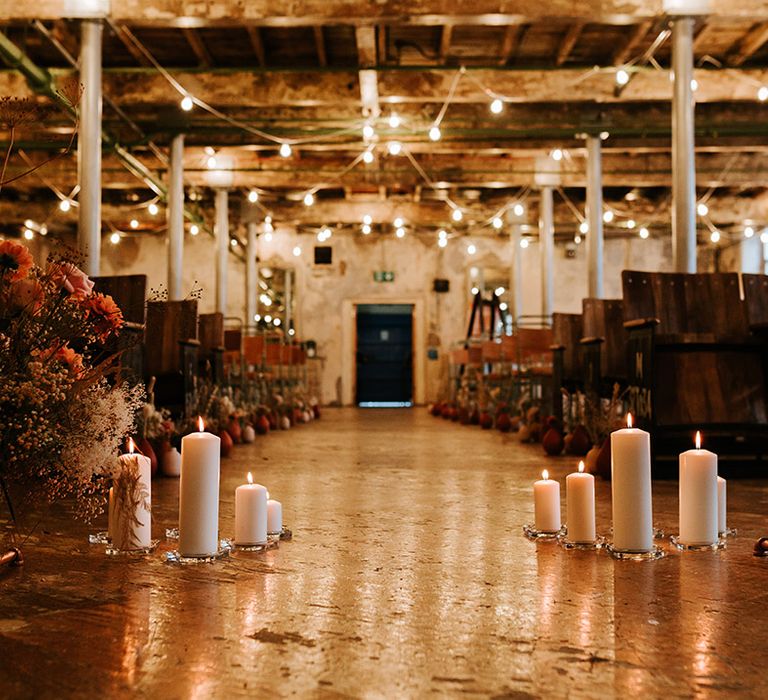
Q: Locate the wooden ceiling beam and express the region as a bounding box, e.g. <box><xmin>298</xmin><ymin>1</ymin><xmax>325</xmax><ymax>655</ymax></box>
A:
<box><xmin>313</xmin><ymin>26</ymin><xmax>327</xmax><ymax>67</ymax></box>
<box><xmin>112</xmin><ymin>25</ymin><xmax>152</xmax><ymax>67</ymax></box>
<box><xmin>555</xmin><ymin>23</ymin><xmax>584</xmax><ymax>67</ymax></box>
<box><xmin>182</xmin><ymin>28</ymin><xmax>212</xmax><ymax>67</ymax></box>
<box><xmin>727</xmin><ymin>20</ymin><xmax>768</xmax><ymax>66</ymax></box>
<box><xmin>612</xmin><ymin>21</ymin><xmax>652</xmax><ymax>65</ymax></box>
<box><xmin>439</xmin><ymin>24</ymin><xmax>453</xmax><ymax>64</ymax></box>
<box><xmin>9</xmin><ymin>1</ymin><xmax>768</xmax><ymax>24</ymax></box>
<box><xmin>498</xmin><ymin>24</ymin><xmax>525</xmax><ymax>66</ymax></box>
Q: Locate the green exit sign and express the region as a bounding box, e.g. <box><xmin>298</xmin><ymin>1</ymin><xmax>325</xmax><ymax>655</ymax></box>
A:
<box><xmin>373</xmin><ymin>271</ymin><xmax>395</xmax><ymax>282</ymax></box>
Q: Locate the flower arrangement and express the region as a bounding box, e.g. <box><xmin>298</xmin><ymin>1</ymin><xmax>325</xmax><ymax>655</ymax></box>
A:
<box><xmin>0</xmin><ymin>241</ymin><xmax>144</xmax><ymax>549</ymax></box>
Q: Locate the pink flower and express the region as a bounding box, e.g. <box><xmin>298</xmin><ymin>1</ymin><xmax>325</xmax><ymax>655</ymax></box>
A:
<box><xmin>8</xmin><ymin>277</ymin><xmax>45</xmax><ymax>313</ymax></box>
<box><xmin>47</xmin><ymin>261</ymin><xmax>94</xmax><ymax>299</ymax></box>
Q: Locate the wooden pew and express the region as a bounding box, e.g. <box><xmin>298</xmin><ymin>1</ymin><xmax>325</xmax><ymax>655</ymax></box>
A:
<box><xmin>580</xmin><ymin>298</ymin><xmax>627</xmax><ymax>399</ymax></box>
<box><xmin>198</xmin><ymin>312</ymin><xmax>225</xmax><ymax>383</ymax></box>
<box><xmin>551</xmin><ymin>313</ymin><xmax>583</xmax><ymax>421</ymax></box>
<box><xmin>622</xmin><ymin>270</ymin><xmax>768</xmax><ymax>465</ymax></box>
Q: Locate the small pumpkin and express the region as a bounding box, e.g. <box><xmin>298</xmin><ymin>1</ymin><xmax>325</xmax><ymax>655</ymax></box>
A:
<box><xmin>219</xmin><ymin>429</ymin><xmax>234</xmax><ymax>458</ymax></box>
<box><xmin>542</xmin><ymin>427</ymin><xmax>565</xmax><ymax>456</ymax></box>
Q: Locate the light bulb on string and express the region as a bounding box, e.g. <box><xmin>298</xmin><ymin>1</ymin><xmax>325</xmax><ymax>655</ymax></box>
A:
<box><xmin>691</xmin><ymin>79</ymin><xmax>698</xmax><ymax>92</ymax></box>
<box><xmin>130</xmin><ymin>219</ymin><xmax>139</xmax><ymax>229</ymax></box>
<box><xmin>206</xmin><ymin>155</ymin><xmax>217</xmax><ymax>169</ymax></box>
<box><xmin>697</xmin><ymin>202</ymin><xmax>709</xmax><ymax>217</ymax></box>
<box><xmin>23</xmin><ymin>228</ymin><xmax>33</xmax><ymax>240</ymax></box>
<box><xmin>362</xmin><ymin>123</ymin><xmax>375</xmax><ymax>140</ymax></box>
<box><xmin>579</xmin><ymin>221</ymin><xmax>589</xmax><ymax>234</ymax></box>
<box><xmin>616</xmin><ymin>68</ymin><xmax>630</xmax><ymax>86</ymax></box>
<box><xmin>551</xmin><ymin>148</ymin><xmax>563</xmax><ymax>162</ymax></box>
<box><xmin>438</xmin><ymin>237</ymin><xmax>447</xmax><ymax>248</ymax></box>
<box><xmin>190</xmin><ymin>224</ymin><xmax>199</xmax><ymax>236</ymax></box>
<box><xmin>513</xmin><ymin>202</ymin><xmax>525</xmax><ymax>217</ymax></box>
<box><xmin>393</xmin><ymin>217</ymin><xmax>404</xmax><ymax>228</ymax></box>
<box><xmin>759</xmin><ymin>86</ymin><xmax>768</xmax><ymax>102</ymax></box>
<box><xmin>292</xmin><ymin>245</ymin><xmax>301</xmax><ymax>257</ymax></box>
<box><xmin>429</xmin><ymin>125</ymin><xmax>441</xmax><ymax>142</ymax></box>
<box><xmin>363</xmin><ymin>214</ymin><xmax>372</xmax><ymax>226</ymax></box>
<box><xmin>438</xmin><ymin>229</ymin><xmax>447</xmax><ymax>239</ymax></box>
<box><xmin>40</xmin><ymin>225</ymin><xmax>47</xmax><ymax>236</ymax></box>
<box><xmin>745</xmin><ymin>225</ymin><xmax>755</xmax><ymax>238</ymax></box>
<box><xmin>451</xmin><ymin>208</ymin><xmax>463</xmax><ymax>222</ymax></box>
<box><xmin>303</xmin><ymin>192</ymin><xmax>315</xmax><ymax>206</ymax></box>
<box><xmin>387</xmin><ymin>141</ymin><xmax>402</xmax><ymax>156</ymax></box>
<box><xmin>180</xmin><ymin>95</ymin><xmax>194</xmax><ymax>111</ymax></box>
<box><xmin>395</xmin><ymin>227</ymin><xmax>406</xmax><ymax>238</ymax></box>
<box><xmin>362</xmin><ymin>224</ymin><xmax>372</xmax><ymax>235</ymax></box>
<box><xmin>467</xmin><ymin>243</ymin><xmax>476</xmax><ymax>255</ymax></box>
<box><xmin>388</xmin><ymin>113</ymin><xmax>401</xmax><ymax>128</ymax></box>
<box><xmin>264</xmin><ymin>231</ymin><xmax>273</xmax><ymax>242</ymax></box>
<box><xmin>279</xmin><ymin>143</ymin><xmax>292</xmax><ymax>158</ymax></box>
<box><xmin>230</xmin><ymin>238</ymin><xmax>238</xmax><ymax>247</ymax></box>
<box><xmin>59</xmin><ymin>199</ymin><xmax>71</xmax><ymax>212</ymax></box>
<box><xmin>148</xmin><ymin>202</ymin><xmax>159</xmax><ymax>216</ymax></box>
<box><xmin>492</xmin><ymin>216</ymin><xmax>503</xmax><ymax>230</ymax></box>
<box><xmin>761</xmin><ymin>230</ymin><xmax>768</xmax><ymax>244</ymax></box>
<box><xmin>362</xmin><ymin>149</ymin><xmax>375</xmax><ymax>164</ymax></box>
<box><xmin>520</xmin><ymin>238</ymin><xmax>530</xmax><ymax>249</ymax></box>
<box><xmin>574</xmin><ymin>234</ymin><xmax>582</xmax><ymax>244</ymax></box>
<box><xmin>603</xmin><ymin>210</ymin><xmax>614</xmax><ymax>223</ymax></box>
<box><xmin>248</xmin><ymin>190</ymin><xmax>259</xmax><ymax>203</ymax></box>
<box><xmin>490</xmin><ymin>98</ymin><xmax>503</xmax><ymax>114</ymax></box>
<box><xmin>710</xmin><ymin>230</ymin><xmax>721</xmax><ymax>243</ymax></box>
<box><xmin>639</xmin><ymin>227</ymin><xmax>649</xmax><ymax>239</ymax></box>
<box><xmin>110</xmin><ymin>232</ymin><xmax>120</xmax><ymax>244</ymax></box>
<box><xmin>626</xmin><ymin>219</ymin><xmax>636</xmax><ymax>229</ymax></box>
<box><xmin>495</xmin><ymin>286</ymin><xmax>505</xmax><ymax>296</ymax></box>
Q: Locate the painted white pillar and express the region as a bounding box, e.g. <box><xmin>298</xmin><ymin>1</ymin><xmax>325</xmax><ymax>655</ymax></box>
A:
<box><xmin>246</xmin><ymin>222</ymin><xmax>259</xmax><ymax>327</ymax></box>
<box><xmin>508</xmin><ymin>223</ymin><xmax>522</xmax><ymax>328</ymax></box>
<box><xmin>284</xmin><ymin>269</ymin><xmax>292</xmax><ymax>334</ymax></box>
<box><xmin>539</xmin><ymin>186</ymin><xmax>554</xmax><ymax>323</ymax></box>
<box><xmin>77</xmin><ymin>19</ymin><xmax>102</xmax><ymax>276</ymax></box>
<box><xmin>672</xmin><ymin>17</ymin><xmax>697</xmax><ymax>273</ymax></box>
<box><xmin>167</xmin><ymin>134</ymin><xmax>184</xmax><ymax>300</ymax></box>
<box><xmin>586</xmin><ymin>135</ymin><xmax>604</xmax><ymax>298</ymax></box>
<box><xmin>215</xmin><ymin>189</ymin><xmax>229</xmax><ymax>315</ymax></box>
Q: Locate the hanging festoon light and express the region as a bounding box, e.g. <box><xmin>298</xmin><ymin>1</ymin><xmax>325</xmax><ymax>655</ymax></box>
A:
<box><xmin>387</xmin><ymin>141</ymin><xmax>402</xmax><ymax>156</ymax></box>
<box><xmin>393</xmin><ymin>216</ymin><xmax>404</xmax><ymax>229</ymax></box>
<box><xmin>710</xmin><ymin>230</ymin><xmax>721</xmax><ymax>243</ymax></box>
<box><xmin>438</xmin><ymin>237</ymin><xmax>447</xmax><ymax>248</ymax></box>
<box><xmin>603</xmin><ymin>210</ymin><xmax>614</xmax><ymax>223</ymax></box>
<box><xmin>490</xmin><ymin>98</ymin><xmax>503</xmax><ymax>114</ymax></box>
<box><xmin>395</xmin><ymin>227</ymin><xmax>406</xmax><ymax>238</ymax></box>
<box><xmin>574</xmin><ymin>234</ymin><xmax>582</xmax><ymax>244</ymax></box>
<box><xmin>615</xmin><ymin>68</ymin><xmax>630</xmax><ymax>86</ymax></box>
<box><xmin>520</xmin><ymin>238</ymin><xmax>530</xmax><ymax>249</ymax></box>
<box><xmin>180</xmin><ymin>94</ymin><xmax>194</xmax><ymax>111</ymax></box>
<box><xmin>429</xmin><ymin>125</ymin><xmax>441</xmax><ymax>142</ymax></box>
<box><xmin>579</xmin><ymin>221</ymin><xmax>589</xmax><ymax>234</ymax></box>
<box><xmin>388</xmin><ymin>113</ymin><xmax>402</xmax><ymax>128</ymax></box>
<box><xmin>59</xmin><ymin>199</ymin><xmax>72</xmax><ymax>212</ymax></box>
<box><xmin>303</xmin><ymin>192</ymin><xmax>315</xmax><ymax>207</ymax></box>
<box><xmin>697</xmin><ymin>202</ymin><xmax>709</xmax><ymax>217</ymax></box>
<box><xmin>363</xmin><ymin>123</ymin><xmax>375</xmax><ymax>140</ymax></box>
<box><xmin>495</xmin><ymin>286</ymin><xmax>505</xmax><ymax>296</ymax></box>
<box><xmin>109</xmin><ymin>232</ymin><xmax>120</xmax><ymax>245</ymax></box>
<box><xmin>279</xmin><ymin>143</ymin><xmax>292</xmax><ymax>158</ymax></box>
<box><xmin>292</xmin><ymin>245</ymin><xmax>301</xmax><ymax>257</ymax></box>
<box><xmin>248</xmin><ymin>190</ymin><xmax>259</xmax><ymax>203</ymax></box>
<box><xmin>758</xmin><ymin>86</ymin><xmax>768</xmax><ymax>102</ymax></box>
<box><xmin>363</xmin><ymin>214</ymin><xmax>373</xmax><ymax>226</ymax></box>
<box><xmin>206</xmin><ymin>154</ymin><xmax>217</xmax><ymax>169</ymax></box>
<box><xmin>467</xmin><ymin>242</ymin><xmax>477</xmax><ymax>255</ymax></box>
<box><xmin>744</xmin><ymin>225</ymin><xmax>755</xmax><ymax>238</ymax></box>
<box><xmin>761</xmin><ymin>230</ymin><xmax>768</xmax><ymax>244</ymax></box>
<box><xmin>190</xmin><ymin>224</ymin><xmax>200</xmax><ymax>236</ymax></box>
<box><xmin>626</xmin><ymin>219</ymin><xmax>636</xmax><ymax>229</ymax></box>
<box><xmin>148</xmin><ymin>202</ymin><xmax>159</xmax><ymax>216</ymax></box>
<box><xmin>130</xmin><ymin>218</ymin><xmax>139</xmax><ymax>229</ymax></box>
<box><xmin>492</xmin><ymin>216</ymin><xmax>503</xmax><ymax>230</ymax></box>
<box><xmin>362</xmin><ymin>224</ymin><xmax>372</xmax><ymax>235</ymax></box>
<box><xmin>230</xmin><ymin>238</ymin><xmax>238</xmax><ymax>247</ymax></box>
<box><xmin>513</xmin><ymin>202</ymin><xmax>525</xmax><ymax>217</ymax></box>
<box><xmin>23</xmin><ymin>228</ymin><xmax>34</xmax><ymax>240</ymax></box>
<box><xmin>639</xmin><ymin>226</ymin><xmax>650</xmax><ymax>239</ymax></box>
<box><xmin>690</xmin><ymin>79</ymin><xmax>699</xmax><ymax>92</ymax></box>
<box><xmin>551</xmin><ymin>148</ymin><xmax>564</xmax><ymax>162</ymax></box>
<box><xmin>451</xmin><ymin>208</ymin><xmax>463</xmax><ymax>222</ymax></box>
<box><xmin>363</xmin><ymin>148</ymin><xmax>375</xmax><ymax>164</ymax></box>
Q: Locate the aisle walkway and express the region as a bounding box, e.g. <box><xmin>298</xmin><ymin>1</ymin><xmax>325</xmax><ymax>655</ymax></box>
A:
<box><xmin>1</xmin><ymin>408</ymin><xmax>767</xmax><ymax>698</ymax></box>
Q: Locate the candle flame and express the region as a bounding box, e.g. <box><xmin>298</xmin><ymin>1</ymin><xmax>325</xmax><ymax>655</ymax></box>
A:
<box><xmin>128</xmin><ymin>437</ymin><xmax>135</xmax><ymax>454</ymax></box>
<box><xmin>198</xmin><ymin>415</ymin><xmax>204</xmax><ymax>432</ymax></box>
<box><xmin>247</xmin><ymin>472</ymin><xmax>253</xmax><ymax>484</ymax></box>
<box><xmin>695</xmin><ymin>430</ymin><xmax>702</xmax><ymax>449</ymax></box>
<box><xmin>627</xmin><ymin>412</ymin><xmax>633</xmax><ymax>428</ymax></box>
<box><xmin>578</xmin><ymin>460</ymin><xmax>585</xmax><ymax>473</ymax></box>
<box><xmin>542</xmin><ymin>469</ymin><xmax>549</xmax><ymax>480</ymax></box>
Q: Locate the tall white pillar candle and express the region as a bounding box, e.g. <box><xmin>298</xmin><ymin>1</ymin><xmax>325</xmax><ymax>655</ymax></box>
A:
<box><xmin>179</xmin><ymin>418</ymin><xmax>221</xmax><ymax>556</ymax></box>
<box><xmin>267</xmin><ymin>494</ymin><xmax>283</xmax><ymax>535</ymax></box>
<box><xmin>679</xmin><ymin>431</ymin><xmax>718</xmax><ymax>545</ymax></box>
<box><xmin>566</xmin><ymin>461</ymin><xmax>596</xmax><ymax>543</ymax></box>
<box><xmin>235</xmin><ymin>473</ymin><xmax>268</xmax><ymax>545</ymax></box>
<box><xmin>610</xmin><ymin>414</ymin><xmax>653</xmax><ymax>552</ymax></box>
<box><xmin>113</xmin><ymin>441</ymin><xmax>152</xmax><ymax>550</ymax></box>
<box><xmin>533</xmin><ymin>470</ymin><xmax>561</xmax><ymax>532</ymax></box>
<box><xmin>718</xmin><ymin>476</ymin><xmax>727</xmax><ymax>535</ymax></box>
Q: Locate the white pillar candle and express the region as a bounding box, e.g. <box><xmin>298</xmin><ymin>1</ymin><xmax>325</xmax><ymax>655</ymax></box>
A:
<box><xmin>235</xmin><ymin>473</ymin><xmax>268</xmax><ymax>545</ymax></box>
<box><xmin>533</xmin><ymin>470</ymin><xmax>561</xmax><ymax>532</ymax></box>
<box><xmin>679</xmin><ymin>431</ymin><xmax>718</xmax><ymax>546</ymax></box>
<box><xmin>718</xmin><ymin>476</ymin><xmax>727</xmax><ymax>535</ymax></box>
<box><xmin>179</xmin><ymin>417</ymin><xmax>221</xmax><ymax>556</ymax></box>
<box><xmin>566</xmin><ymin>461</ymin><xmax>596</xmax><ymax>543</ymax></box>
<box><xmin>611</xmin><ymin>414</ymin><xmax>653</xmax><ymax>552</ymax></box>
<box><xmin>161</xmin><ymin>447</ymin><xmax>182</xmax><ymax>477</ymax></box>
<box><xmin>267</xmin><ymin>494</ymin><xmax>283</xmax><ymax>535</ymax></box>
<box><xmin>112</xmin><ymin>440</ymin><xmax>152</xmax><ymax>550</ymax></box>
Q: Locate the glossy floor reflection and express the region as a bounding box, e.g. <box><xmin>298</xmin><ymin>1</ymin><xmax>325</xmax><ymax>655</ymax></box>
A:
<box><xmin>1</xmin><ymin>408</ymin><xmax>767</xmax><ymax>698</ymax></box>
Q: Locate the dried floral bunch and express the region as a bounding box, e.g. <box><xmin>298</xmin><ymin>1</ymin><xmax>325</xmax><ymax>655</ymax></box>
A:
<box><xmin>0</xmin><ymin>241</ymin><xmax>144</xmax><ymax>542</ymax></box>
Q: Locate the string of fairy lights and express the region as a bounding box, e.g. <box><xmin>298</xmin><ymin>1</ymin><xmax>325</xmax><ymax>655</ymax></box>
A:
<box><xmin>15</xmin><ymin>24</ymin><xmax>768</xmax><ymax>256</ymax></box>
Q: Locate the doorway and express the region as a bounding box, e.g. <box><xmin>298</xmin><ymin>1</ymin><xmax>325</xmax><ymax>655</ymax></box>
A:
<box><xmin>356</xmin><ymin>304</ymin><xmax>413</xmax><ymax>407</ymax></box>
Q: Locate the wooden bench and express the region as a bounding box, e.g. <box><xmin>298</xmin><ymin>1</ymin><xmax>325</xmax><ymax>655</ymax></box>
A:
<box><xmin>551</xmin><ymin>312</ymin><xmax>583</xmax><ymax>422</ymax></box>
<box><xmin>580</xmin><ymin>298</ymin><xmax>627</xmax><ymax>399</ymax></box>
<box><xmin>622</xmin><ymin>270</ymin><xmax>768</xmax><ymax>464</ymax></box>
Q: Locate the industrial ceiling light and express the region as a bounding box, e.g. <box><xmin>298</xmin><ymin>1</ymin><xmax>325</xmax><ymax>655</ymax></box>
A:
<box><xmin>180</xmin><ymin>95</ymin><xmax>194</xmax><ymax>111</ymax></box>
<box><xmin>697</xmin><ymin>202</ymin><xmax>709</xmax><ymax>216</ymax></box>
<box><xmin>109</xmin><ymin>232</ymin><xmax>120</xmax><ymax>244</ymax></box>
<box><xmin>492</xmin><ymin>216</ymin><xmax>503</xmax><ymax>229</ymax></box>
<box><xmin>303</xmin><ymin>192</ymin><xmax>315</xmax><ymax>206</ymax></box>
<box><xmin>639</xmin><ymin>227</ymin><xmax>650</xmax><ymax>239</ymax></box>
<box><xmin>248</xmin><ymin>190</ymin><xmax>259</xmax><ymax>203</ymax></box>
<box><xmin>387</xmin><ymin>141</ymin><xmax>402</xmax><ymax>156</ymax></box>
<box><xmin>279</xmin><ymin>143</ymin><xmax>292</xmax><ymax>158</ymax></box>
<box><xmin>490</xmin><ymin>98</ymin><xmax>503</xmax><ymax>114</ymax></box>
<box><xmin>429</xmin><ymin>125</ymin><xmax>441</xmax><ymax>142</ymax></box>
<box><xmin>615</xmin><ymin>68</ymin><xmax>630</xmax><ymax>86</ymax></box>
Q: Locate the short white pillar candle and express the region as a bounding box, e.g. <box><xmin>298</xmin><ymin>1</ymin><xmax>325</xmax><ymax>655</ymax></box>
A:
<box><xmin>235</xmin><ymin>472</ymin><xmax>268</xmax><ymax>545</ymax></box>
<box><xmin>718</xmin><ymin>476</ymin><xmax>727</xmax><ymax>535</ymax></box>
<box><xmin>267</xmin><ymin>493</ymin><xmax>283</xmax><ymax>535</ymax></box>
<box><xmin>112</xmin><ymin>439</ymin><xmax>152</xmax><ymax>550</ymax></box>
<box><xmin>179</xmin><ymin>417</ymin><xmax>221</xmax><ymax>557</ymax></box>
<box><xmin>566</xmin><ymin>461</ymin><xmax>596</xmax><ymax>543</ymax></box>
<box><xmin>610</xmin><ymin>413</ymin><xmax>653</xmax><ymax>552</ymax></box>
<box><xmin>534</xmin><ymin>470</ymin><xmax>561</xmax><ymax>533</ymax></box>
<box><xmin>679</xmin><ymin>431</ymin><xmax>718</xmax><ymax>546</ymax></box>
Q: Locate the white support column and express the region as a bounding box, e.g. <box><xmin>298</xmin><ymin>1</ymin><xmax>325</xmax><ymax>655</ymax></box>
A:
<box><xmin>539</xmin><ymin>186</ymin><xmax>555</xmax><ymax>323</ymax></box>
<box><xmin>586</xmin><ymin>135</ymin><xmax>604</xmax><ymax>298</ymax></box>
<box><xmin>167</xmin><ymin>134</ymin><xmax>184</xmax><ymax>300</ymax></box>
<box><xmin>508</xmin><ymin>221</ymin><xmax>522</xmax><ymax>329</ymax></box>
<box><xmin>77</xmin><ymin>19</ymin><xmax>102</xmax><ymax>276</ymax></box>
<box><xmin>246</xmin><ymin>222</ymin><xmax>259</xmax><ymax>328</ymax></box>
<box><xmin>284</xmin><ymin>270</ymin><xmax>292</xmax><ymax>335</ymax></box>
<box><xmin>672</xmin><ymin>16</ymin><xmax>697</xmax><ymax>273</ymax></box>
<box><xmin>215</xmin><ymin>189</ymin><xmax>229</xmax><ymax>315</ymax></box>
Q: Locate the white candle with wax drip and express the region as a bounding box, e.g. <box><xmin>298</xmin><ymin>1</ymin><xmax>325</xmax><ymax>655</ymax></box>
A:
<box><xmin>679</xmin><ymin>431</ymin><xmax>718</xmax><ymax>546</ymax></box>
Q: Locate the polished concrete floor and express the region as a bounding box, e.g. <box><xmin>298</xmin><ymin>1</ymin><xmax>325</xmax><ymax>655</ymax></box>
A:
<box><xmin>1</xmin><ymin>408</ymin><xmax>768</xmax><ymax>699</ymax></box>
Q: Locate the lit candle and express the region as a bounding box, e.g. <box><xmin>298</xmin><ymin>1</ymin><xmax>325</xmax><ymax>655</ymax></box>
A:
<box><xmin>235</xmin><ymin>472</ymin><xmax>268</xmax><ymax>546</ymax></box>
<box><xmin>267</xmin><ymin>492</ymin><xmax>283</xmax><ymax>536</ymax></box>
<box><xmin>179</xmin><ymin>417</ymin><xmax>221</xmax><ymax>556</ymax></box>
<box><xmin>533</xmin><ymin>470</ymin><xmax>561</xmax><ymax>533</ymax></box>
<box><xmin>718</xmin><ymin>476</ymin><xmax>727</xmax><ymax>535</ymax></box>
<box><xmin>566</xmin><ymin>460</ymin><xmax>596</xmax><ymax>543</ymax></box>
<box><xmin>112</xmin><ymin>438</ymin><xmax>152</xmax><ymax>550</ymax></box>
<box><xmin>610</xmin><ymin>413</ymin><xmax>653</xmax><ymax>552</ymax></box>
<box><xmin>679</xmin><ymin>431</ymin><xmax>718</xmax><ymax>546</ymax></box>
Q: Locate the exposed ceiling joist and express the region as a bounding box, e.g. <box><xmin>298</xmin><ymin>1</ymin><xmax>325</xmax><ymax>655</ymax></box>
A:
<box><xmin>555</xmin><ymin>23</ymin><xmax>585</xmax><ymax>67</ymax></box>
<box><xmin>498</xmin><ymin>24</ymin><xmax>525</xmax><ymax>66</ymax></box>
<box><xmin>182</xmin><ymin>27</ymin><xmax>212</xmax><ymax>67</ymax></box>
<box><xmin>439</xmin><ymin>24</ymin><xmax>453</xmax><ymax>64</ymax></box>
<box><xmin>113</xmin><ymin>24</ymin><xmax>152</xmax><ymax>67</ymax></box>
<box><xmin>728</xmin><ymin>20</ymin><xmax>768</xmax><ymax>66</ymax></box>
<box><xmin>313</xmin><ymin>26</ymin><xmax>327</xmax><ymax>67</ymax></box>
<box><xmin>612</xmin><ymin>21</ymin><xmax>652</xmax><ymax>65</ymax></box>
<box><xmin>245</xmin><ymin>25</ymin><xmax>266</xmax><ymax>66</ymax></box>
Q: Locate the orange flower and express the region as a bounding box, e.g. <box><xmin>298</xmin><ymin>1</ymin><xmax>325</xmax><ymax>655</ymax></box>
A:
<box><xmin>38</xmin><ymin>343</ymin><xmax>84</xmax><ymax>375</ymax></box>
<box><xmin>0</xmin><ymin>240</ymin><xmax>34</xmax><ymax>282</ymax></box>
<box><xmin>87</xmin><ymin>292</ymin><xmax>124</xmax><ymax>340</ymax></box>
<box><xmin>8</xmin><ymin>277</ymin><xmax>45</xmax><ymax>313</ymax></box>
